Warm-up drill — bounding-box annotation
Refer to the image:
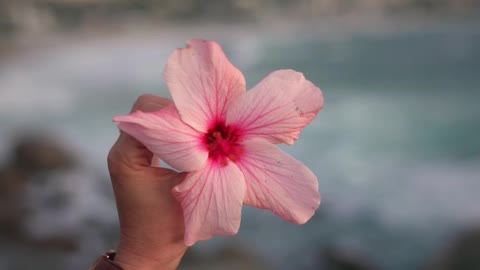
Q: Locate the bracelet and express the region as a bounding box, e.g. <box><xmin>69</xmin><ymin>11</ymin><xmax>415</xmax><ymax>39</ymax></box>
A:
<box><xmin>89</xmin><ymin>250</ymin><xmax>124</xmax><ymax>270</ymax></box>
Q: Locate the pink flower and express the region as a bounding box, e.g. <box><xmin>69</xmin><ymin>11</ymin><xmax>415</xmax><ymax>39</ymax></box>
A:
<box><xmin>113</xmin><ymin>39</ymin><xmax>324</xmax><ymax>246</ymax></box>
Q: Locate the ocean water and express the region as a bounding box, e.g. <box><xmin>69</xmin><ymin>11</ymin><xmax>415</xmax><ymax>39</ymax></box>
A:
<box><xmin>0</xmin><ymin>20</ymin><xmax>480</xmax><ymax>270</ymax></box>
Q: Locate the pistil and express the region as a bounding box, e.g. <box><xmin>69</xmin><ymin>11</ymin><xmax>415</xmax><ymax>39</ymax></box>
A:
<box><xmin>204</xmin><ymin>122</ymin><xmax>242</xmax><ymax>165</ymax></box>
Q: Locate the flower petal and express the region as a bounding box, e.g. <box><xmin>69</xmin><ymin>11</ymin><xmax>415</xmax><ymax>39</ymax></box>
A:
<box><xmin>173</xmin><ymin>162</ymin><xmax>246</xmax><ymax>246</ymax></box>
<box><xmin>113</xmin><ymin>105</ymin><xmax>207</xmax><ymax>172</ymax></box>
<box><xmin>165</xmin><ymin>39</ymin><xmax>246</xmax><ymax>132</ymax></box>
<box><xmin>236</xmin><ymin>138</ymin><xmax>320</xmax><ymax>224</ymax></box>
<box><xmin>227</xmin><ymin>69</ymin><xmax>323</xmax><ymax>145</ymax></box>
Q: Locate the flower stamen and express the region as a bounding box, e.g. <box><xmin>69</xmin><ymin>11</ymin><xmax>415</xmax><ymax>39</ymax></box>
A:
<box><xmin>204</xmin><ymin>122</ymin><xmax>242</xmax><ymax>165</ymax></box>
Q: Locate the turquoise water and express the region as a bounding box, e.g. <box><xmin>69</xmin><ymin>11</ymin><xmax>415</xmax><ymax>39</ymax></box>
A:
<box><xmin>0</xmin><ymin>21</ymin><xmax>479</xmax><ymax>269</ymax></box>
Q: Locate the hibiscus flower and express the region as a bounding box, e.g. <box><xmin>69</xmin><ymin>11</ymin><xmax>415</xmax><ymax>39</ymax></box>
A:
<box><xmin>113</xmin><ymin>39</ymin><xmax>324</xmax><ymax>246</ymax></box>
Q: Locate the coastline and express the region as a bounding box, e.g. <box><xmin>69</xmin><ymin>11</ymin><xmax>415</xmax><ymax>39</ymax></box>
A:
<box><xmin>1</xmin><ymin>12</ymin><xmax>480</xmax><ymax>64</ymax></box>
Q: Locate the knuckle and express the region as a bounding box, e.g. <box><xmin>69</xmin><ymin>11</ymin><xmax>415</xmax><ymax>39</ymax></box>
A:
<box><xmin>132</xmin><ymin>94</ymin><xmax>154</xmax><ymax>111</ymax></box>
<box><xmin>107</xmin><ymin>146</ymin><xmax>121</xmax><ymax>178</ymax></box>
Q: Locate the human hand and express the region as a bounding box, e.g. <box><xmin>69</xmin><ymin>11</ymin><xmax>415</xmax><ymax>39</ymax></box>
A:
<box><xmin>107</xmin><ymin>94</ymin><xmax>187</xmax><ymax>270</ymax></box>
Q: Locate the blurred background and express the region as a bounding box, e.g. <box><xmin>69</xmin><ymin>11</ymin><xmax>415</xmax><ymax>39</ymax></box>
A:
<box><xmin>1</xmin><ymin>0</ymin><xmax>480</xmax><ymax>269</ymax></box>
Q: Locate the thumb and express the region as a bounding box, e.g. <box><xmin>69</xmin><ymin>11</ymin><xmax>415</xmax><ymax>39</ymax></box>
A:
<box><xmin>130</xmin><ymin>94</ymin><xmax>171</xmax><ymax>113</ymax></box>
<box><xmin>108</xmin><ymin>94</ymin><xmax>172</xmax><ymax>177</ymax></box>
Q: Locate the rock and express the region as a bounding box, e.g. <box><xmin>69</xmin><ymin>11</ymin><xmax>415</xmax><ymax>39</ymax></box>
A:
<box><xmin>0</xmin><ymin>135</ymin><xmax>75</xmax><ymax>238</ymax></box>
<box><xmin>0</xmin><ymin>134</ymin><xmax>79</xmax><ymax>251</ymax></box>
<box><xmin>10</xmin><ymin>135</ymin><xmax>75</xmax><ymax>173</ymax></box>
<box><xmin>27</xmin><ymin>235</ymin><xmax>79</xmax><ymax>252</ymax></box>
<box><xmin>180</xmin><ymin>245</ymin><xmax>273</xmax><ymax>270</ymax></box>
<box><xmin>0</xmin><ymin>167</ymin><xmax>25</xmax><ymax>197</ymax></box>
<box><xmin>425</xmin><ymin>226</ymin><xmax>480</xmax><ymax>270</ymax></box>
<box><xmin>0</xmin><ymin>167</ymin><xmax>27</xmax><ymax>238</ymax></box>
<box><xmin>321</xmin><ymin>247</ymin><xmax>378</xmax><ymax>270</ymax></box>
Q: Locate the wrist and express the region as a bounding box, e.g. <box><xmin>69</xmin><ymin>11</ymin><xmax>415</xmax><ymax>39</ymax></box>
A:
<box><xmin>114</xmin><ymin>235</ymin><xmax>187</xmax><ymax>270</ymax></box>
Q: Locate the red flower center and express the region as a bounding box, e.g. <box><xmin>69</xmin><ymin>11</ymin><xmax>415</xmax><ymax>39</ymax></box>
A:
<box><xmin>204</xmin><ymin>122</ymin><xmax>242</xmax><ymax>166</ymax></box>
